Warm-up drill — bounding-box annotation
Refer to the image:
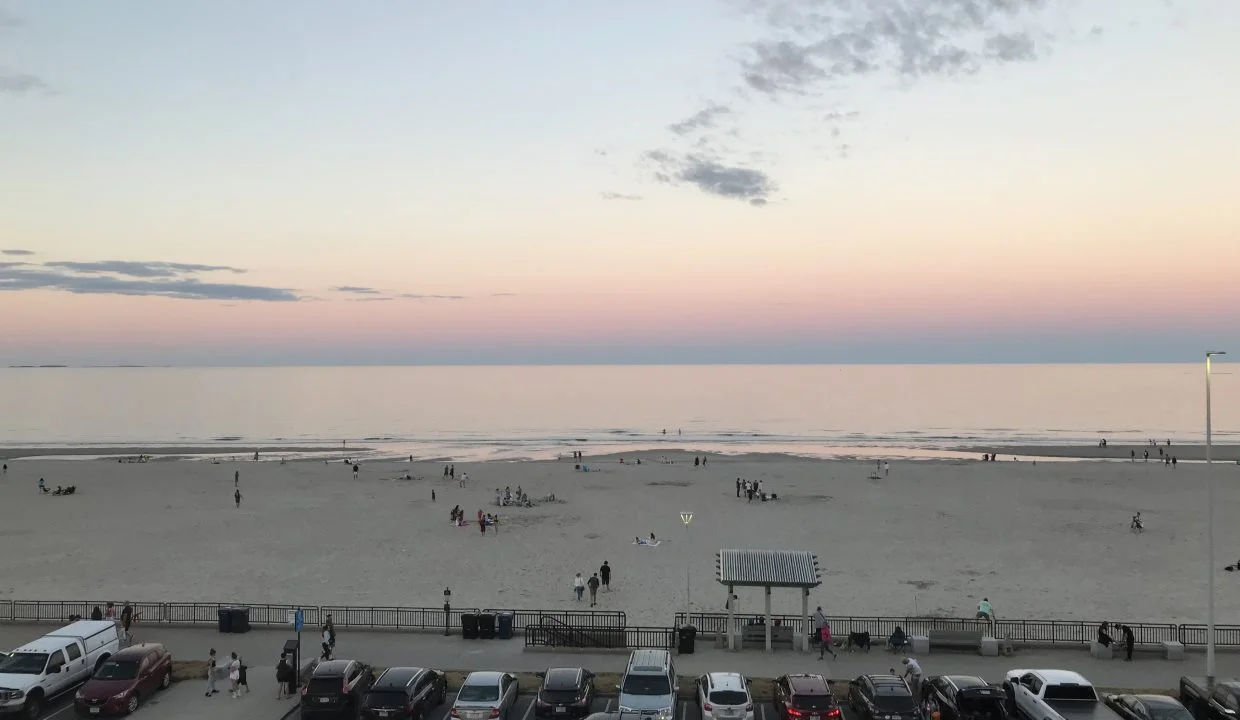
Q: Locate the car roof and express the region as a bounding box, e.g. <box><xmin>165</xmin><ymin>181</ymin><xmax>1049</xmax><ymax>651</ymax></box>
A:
<box><xmin>1134</xmin><ymin>696</ymin><xmax>1188</xmax><ymax>708</ymax></box>
<box><xmin>544</xmin><ymin>668</ymin><xmax>585</xmax><ymax>690</ymax></box>
<box><xmin>313</xmin><ymin>660</ymin><xmax>355</xmax><ymax>676</ymax></box>
<box><xmin>628</xmin><ymin>650</ymin><xmax>670</xmax><ymax>672</ymax></box>
<box><xmin>943</xmin><ymin>676</ymin><xmax>988</xmax><ymax>690</ymax></box>
<box><xmin>374</xmin><ymin>667</ymin><xmax>427</xmax><ymax>688</ymax></box>
<box><xmin>787</xmin><ymin>675</ymin><xmax>831</xmax><ymax>694</ymax></box>
<box><xmin>865</xmin><ymin>676</ymin><xmax>911</xmax><ymax>695</ymax></box>
<box><xmin>465</xmin><ymin>671</ymin><xmax>507</xmax><ymax>685</ymax></box>
<box><xmin>108</xmin><ymin>643</ymin><xmax>165</xmax><ymax>661</ymax></box>
<box><xmin>706</xmin><ymin>673</ymin><xmax>748</xmax><ymax>692</ymax></box>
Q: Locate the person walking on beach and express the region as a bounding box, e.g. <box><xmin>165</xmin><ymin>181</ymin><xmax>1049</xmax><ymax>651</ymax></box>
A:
<box><xmin>234</xmin><ymin>488</ymin><xmax>241</xmax><ymax>508</ymax></box>
<box><xmin>205</xmin><ymin>648</ymin><xmax>219</xmax><ymax>696</ymax></box>
<box><xmin>234</xmin><ymin>470</ymin><xmax>239</xmax><ymax>487</ymax></box>
<box><xmin>736</xmin><ymin>478</ymin><xmax>741</xmax><ymax>498</ymax></box>
<box><xmin>600</xmin><ymin>561</ymin><xmax>611</xmax><ymax>591</ymax></box>
<box><xmin>2</xmin><ymin>463</ymin><xmax>6</xmax><ymax>475</ymax></box>
<box><xmin>884</xmin><ymin>461</ymin><xmax>890</xmax><ymax>477</ymax></box>
<box><xmin>450</xmin><ymin>464</ymin><xmax>455</xmax><ymax>480</ymax></box>
<box><xmin>573</xmin><ymin>572</ymin><xmax>586</xmax><ymax>601</ymax></box>
<box><xmin>352</xmin><ymin>463</ymin><xmax>359</xmax><ymax>480</ymax></box>
<box><xmin>588</xmin><ymin>573</ymin><xmax>601</xmax><ymax>606</ymax></box>
<box><xmin>444</xmin><ymin>465</ymin><xmax>450</xmax><ymax>478</ymax></box>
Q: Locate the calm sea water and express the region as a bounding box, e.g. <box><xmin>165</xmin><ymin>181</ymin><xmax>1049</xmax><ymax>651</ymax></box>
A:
<box><xmin>0</xmin><ymin>364</ymin><xmax>1235</xmax><ymax>460</ymax></box>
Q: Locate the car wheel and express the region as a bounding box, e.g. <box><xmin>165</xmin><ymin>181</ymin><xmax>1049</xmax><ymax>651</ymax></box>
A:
<box><xmin>23</xmin><ymin>695</ymin><xmax>42</xmax><ymax>720</ymax></box>
<box><xmin>126</xmin><ymin>694</ymin><xmax>139</xmax><ymax>714</ymax></box>
<box><xmin>161</xmin><ymin>669</ymin><xmax>172</xmax><ymax>689</ymax></box>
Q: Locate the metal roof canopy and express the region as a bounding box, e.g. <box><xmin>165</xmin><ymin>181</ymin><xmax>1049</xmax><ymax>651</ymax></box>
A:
<box><xmin>715</xmin><ymin>548</ymin><xmax>822</xmax><ymax>589</ymax></box>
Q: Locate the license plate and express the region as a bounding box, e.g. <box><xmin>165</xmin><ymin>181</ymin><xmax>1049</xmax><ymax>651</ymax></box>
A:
<box><xmin>809</xmin><ymin>715</ymin><xmax>819</xmax><ymax>720</ymax></box>
<box><xmin>89</xmin><ymin>710</ymin><xmax>100</xmax><ymax>716</ymax></box>
<box><xmin>556</xmin><ymin>707</ymin><xmax>566</xmax><ymax>713</ymax></box>
<box><xmin>379</xmin><ymin>712</ymin><xmax>390</xmax><ymax>718</ymax></box>
<box><xmin>320</xmin><ymin>697</ymin><xmax>331</xmax><ymax>703</ymax></box>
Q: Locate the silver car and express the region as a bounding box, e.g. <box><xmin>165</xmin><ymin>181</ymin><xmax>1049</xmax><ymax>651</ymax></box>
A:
<box><xmin>452</xmin><ymin>671</ymin><xmax>520</xmax><ymax>720</ymax></box>
<box><xmin>698</xmin><ymin>673</ymin><xmax>754</xmax><ymax>720</ymax></box>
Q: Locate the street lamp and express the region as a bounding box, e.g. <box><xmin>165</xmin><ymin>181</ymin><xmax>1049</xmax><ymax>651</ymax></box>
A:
<box><xmin>680</xmin><ymin>512</ymin><xmax>694</xmax><ymax>626</ymax></box>
<box><xmin>1207</xmin><ymin>351</ymin><xmax>1226</xmax><ymax>685</ymax></box>
<box><xmin>443</xmin><ymin>587</ymin><xmax>451</xmax><ymax>637</ymax></box>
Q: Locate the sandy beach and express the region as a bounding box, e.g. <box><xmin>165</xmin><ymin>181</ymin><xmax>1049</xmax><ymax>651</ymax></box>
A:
<box><xmin>1</xmin><ymin>450</ymin><xmax>1238</xmax><ymax>626</ymax></box>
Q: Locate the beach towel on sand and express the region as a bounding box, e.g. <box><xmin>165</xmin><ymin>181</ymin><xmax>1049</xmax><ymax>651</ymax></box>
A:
<box><xmin>634</xmin><ymin>540</ymin><xmax>662</xmax><ymax>547</ymax></box>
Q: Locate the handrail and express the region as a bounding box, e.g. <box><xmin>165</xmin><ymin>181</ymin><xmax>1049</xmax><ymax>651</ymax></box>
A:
<box><xmin>538</xmin><ymin>614</ymin><xmax>606</xmax><ymax>647</ymax></box>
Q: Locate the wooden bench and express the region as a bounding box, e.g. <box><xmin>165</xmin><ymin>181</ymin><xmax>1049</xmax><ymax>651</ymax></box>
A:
<box><xmin>928</xmin><ymin>629</ymin><xmax>984</xmax><ymax>652</ymax></box>
<box><xmin>740</xmin><ymin>624</ymin><xmax>795</xmax><ymax>650</ymax></box>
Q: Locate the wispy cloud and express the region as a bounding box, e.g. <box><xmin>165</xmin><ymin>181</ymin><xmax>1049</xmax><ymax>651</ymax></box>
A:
<box><xmin>601</xmin><ymin>191</ymin><xmax>643</xmax><ymax>201</ymax></box>
<box><xmin>0</xmin><ymin>8</ymin><xmax>21</xmax><ymax>27</ymax></box>
<box><xmin>645</xmin><ymin>150</ymin><xmax>775</xmax><ymax>206</ymax></box>
<box><xmin>0</xmin><ymin>266</ymin><xmax>299</xmax><ymax>301</ymax></box>
<box><xmin>45</xmin><ymin>260</ymin><xmax>245</xmax><ymax>278</ymax></box>
<box><xmin>1</xmin><ymin>249</ymin><xmax>36</xmax><ymax>256</ymax></box>
<box><xmin>667</xmin><ymin>103</ymin><xmax>733</xmax><ymax>136</ymax></box>
<box><xmin>399</xmin><ymin>293</ymin><xmax>466</xmax><ymax>301</ymax></box>
<box><xmin>0</xmin><ymin>69</ymin><xmax>46</xmax><ymax>95</ymax></box>
<box><xmin>490</xmin><ymin>293</ymin><xmax>517</xmax><ymax>298</ymax></box>
<box><xmin>332</xmin><ymin>285</ymin><xmax>383</xmax><ymax>295</ymax></box>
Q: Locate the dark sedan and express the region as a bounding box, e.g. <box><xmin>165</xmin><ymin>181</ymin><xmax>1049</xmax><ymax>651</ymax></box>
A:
<box><xmin>535</xmin><ymin>668</ymin><xmax>595</xmax><ymax>719</ymax></box>
<box><xmin>848</xmin><ymin>675</ymin><xmax>921</xmax><ymax>720</ymax></box>
<box><xmin>1107</xmin><ymin>694</ymin><xmax>1194</xmax><ymax>720</ymax></box>
<box><xmin>924</xmin><ymin>676</ymin><xmax>1006</xmax><ymax>720</ymax></box>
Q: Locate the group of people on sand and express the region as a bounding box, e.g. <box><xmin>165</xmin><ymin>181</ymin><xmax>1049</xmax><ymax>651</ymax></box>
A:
<box><xmin>735</xmin><ymin>477</ymin><xmax>772</xmax><ymax>502</ymax></box>
<box><xmin>449</xmin><ymin>505</ymin><xmax>500</xmax><ymax>534</ymax></box>
<box><xmin>496</xmin><ymin>486</ymin><xmax>530</xmax><ymax>507</ymax></box>
<box><xmin>37</xmin><ymin>478</ymin><xmax>77</xmax><ymax>495</ymax></box>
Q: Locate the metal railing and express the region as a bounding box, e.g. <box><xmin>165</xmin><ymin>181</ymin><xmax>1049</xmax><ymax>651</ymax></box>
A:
<box><xmin>481</xmin><ymin>609</ymin><xmax>625</xmax><ymax>632</ymax></box>
<box><xmin>673</xmin><ymin>612</ymin><xmax>1239</xmax><ymax>648</ymax></box>
<box><xmin>525</xmin><ymin>624</ymin><xmax>674</xmax><ymax>650</ymax></box>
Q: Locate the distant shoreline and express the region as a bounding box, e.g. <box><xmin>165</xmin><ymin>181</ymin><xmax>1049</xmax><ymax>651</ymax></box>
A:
<box><xmin>959</xmin><ymin>444</ymin><xmax>1240</xmax><ymax>462</ymax></box>
<box><xmin>0</xmin><ymin>445</ymin><xmax>365</xmax><ymax>461</ymax></box>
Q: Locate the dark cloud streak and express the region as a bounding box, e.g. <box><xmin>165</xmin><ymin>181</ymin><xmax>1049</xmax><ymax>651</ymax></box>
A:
<box><xmin>601</xmin><ymin>191</ymin><xmax>643</xmax><ymax>201</ymax></box>
<box><xmin>45</xmin><ymin>260</ymin><xmax>246</xmax><ymax>278</ymax></box>
<box><xmin>0</xmin><ymin>267</ymin><xmax>299</xmax><ymax>302</ymax></box>
<box><xmin>646</xmin><ymin>150</ymin><xmax>775</xmax><ymax>206</ymax></box>
<box><xmin>667</xmin><ymin>104</ymin><xmax>733</xmax><ymax>135</ymax></box>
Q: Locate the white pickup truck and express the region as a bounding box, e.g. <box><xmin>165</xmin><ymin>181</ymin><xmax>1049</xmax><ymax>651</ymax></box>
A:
<box><xmin>0</xmin><ymin>620</ymin><xmax>120</xmax><ymax>719</ymax></box>
<box><xmin>1004</xmin><ymin>670</ymin><xmax>1123</xmax><ymax>720</ymax></box>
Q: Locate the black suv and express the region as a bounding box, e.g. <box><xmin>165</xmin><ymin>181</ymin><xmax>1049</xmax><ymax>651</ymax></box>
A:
<box><xmin>535</xmin><ymin>668</ymin><xmax>596</xmax><ymax>719</ymax></box>
<box><xmin>361</xmin><ymin>667</ymin><xmax>448</xmax><ymax>720</ymax></box>
<box><xmin>848</xmin><ymin>675</ymin><xmax>921</xmax><ymax>720</ymax></box>
<box><xmin>302</xmin><ymin>659</ymin><xmax>377</xmax><ymax>719</ymax></box>
<box><xmin>774</xmin><ymin>674</ymin><xmax>841</xmax><ymax>720</ymax></box>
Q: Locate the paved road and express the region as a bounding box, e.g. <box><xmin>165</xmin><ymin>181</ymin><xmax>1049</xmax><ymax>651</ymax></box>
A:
<box><xmin>288</xmin><ymin>691</ymin><xmax>789</xmax><ymax>720</ymax></box>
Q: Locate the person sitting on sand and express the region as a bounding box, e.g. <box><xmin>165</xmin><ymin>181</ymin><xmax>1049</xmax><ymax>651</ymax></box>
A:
<box><xmin>1130</xmin><ymin>512</ymin><xmax>1143</xmax><ymax>532</ymax></box>
<box><xmin>650</xmin><ymin>532</ymin><xmax>657</xmax><ymax>543</ymax></box>
<box><xmin>635</xmin><ymin>536</ymin><xmax>648</xmax><ymax>545</ymax></box>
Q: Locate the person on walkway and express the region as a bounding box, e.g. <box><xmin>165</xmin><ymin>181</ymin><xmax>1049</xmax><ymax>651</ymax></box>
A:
<box><xmin>236</xmin><ymin>655</ymin><xmax>248</xmax><ymax>695</ymax></box>
<box><xmin>817</xmin><ymin>623</ymin><xmax>837</xmax><ymax>659</ymax></box>
<box><xmin>573</xmin><ymin>572</ymin><xmax>586</xmax><ymax>601</ymax></box>
<box><xmin>587</xmin><ymin>573</ymin><xmax>601</xmax><ymax>606</ymax></box>
<box><xmin>205</xmin><ymin>648</ymin><xmax>219</xmax><ymax>697</ymax></box>
<box><xmin>276</xmin><ymin>654</ymin><xmax>293</xmax><ymax>700</ymax></box>
<box><xmin>104</xmin><ymin>602</ymin><xmax>116</xmax><ymax>620</ymax></box>
<box><xmin>120</xmin><ymin>603</ymin><xmax>134</xmax><ymax>642</ymax></box>
<box><xmin>600</xmin><ymin>561</ymin><xmax>612</xmax><ymax>591</ymax></box>
<box><xmin>811</xmin><ymin>606</ymin><xmax>828</xmax><ymax>641</ymax></box>
<box><xmin>976</xmin><ymin>598</ymin><xmax>993</xmax><ymax>621</ymax></box>
<box><xmin>1122</xmin><ymin>624</ymin><xmax>1135</xmax><ymax>661</ymax></box>
<box><xmin>228</xmin><ymin>652</ymin><xmax>241</xmax><ymax>698</ymax></box>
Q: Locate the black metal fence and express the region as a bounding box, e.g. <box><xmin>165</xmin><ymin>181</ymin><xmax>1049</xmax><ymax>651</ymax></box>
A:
<box><xmin>481</xmin><ymin>609</ymin><xmax>626</xmax><ymax>632</ymax></box>
<box><xmin>673</xmin><ymin>612</ymin><xmax>1240</xmax><ymax>648</ymax></box>
<box><xmin>525</xmin><ymin>624</ymin><xmax>674</xmax><ymax>650</ymax></box>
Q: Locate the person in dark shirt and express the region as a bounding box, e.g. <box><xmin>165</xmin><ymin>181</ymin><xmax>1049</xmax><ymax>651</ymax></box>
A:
<box><xmin>1121</xmin><ymin>624</ymin><xmax>1135</xmax><ymax>661</ymax></box>
<box><xmin>599</xmin><ymin>561</ymin><xmax>611</xmax><ymax>591</ymax></box>
<box><xmin>587</xmin><ymin>573</ymin><xmax>601</xmax><ymax>606</ymax></box>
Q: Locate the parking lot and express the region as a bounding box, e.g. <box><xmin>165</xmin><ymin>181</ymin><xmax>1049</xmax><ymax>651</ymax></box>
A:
<box><xmin>290</xmin><ymin>693</ymin><xmax>788</xmax><ymax>720</ymax></box>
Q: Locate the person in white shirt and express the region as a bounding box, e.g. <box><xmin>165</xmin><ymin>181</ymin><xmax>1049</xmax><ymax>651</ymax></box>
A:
<box><xmin>228</xmin><ymin>652</ymin><xmax>241</xmax><ymax>698</ymax></box>
<box><xmin>902</xmin><ymin>657</ymin><xmax>923</xmax><ymax>698</ymax></box>
<box><xmin>573</xmin><ymin>573</ymin><xmax>586</xmax><ymax>601</ymax></box>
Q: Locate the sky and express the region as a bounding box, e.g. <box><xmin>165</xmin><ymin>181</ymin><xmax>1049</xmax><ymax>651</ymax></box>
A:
<box><xmin>1</xmin><ymin>0</ymin><xmax>1237</xmax><ymax>366</ymax></box>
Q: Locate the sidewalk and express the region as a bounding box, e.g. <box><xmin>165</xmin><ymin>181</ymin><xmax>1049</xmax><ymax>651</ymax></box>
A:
<box><xmin>2</xmin><ymin>623</ymin><xmax>1227</xmax><ymax>700</ymax></box>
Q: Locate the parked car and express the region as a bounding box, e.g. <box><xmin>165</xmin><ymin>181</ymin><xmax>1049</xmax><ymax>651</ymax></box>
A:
<box><xmin>1106</xmin><ymin>694</ymin><xmax>1193</xmax><ymax>720</ymax></box>
<box><xmin>0</xmin><ymin>620</ymin><xmax>121</xmax><ymax>719</ymax></box>
<box><xmin>698</xmin><ymin>673</ymin><xmax>754</xmax><ymax>720</ymax></box>
<box><xmin>451</xmin><ymin>671</ymin><xmax>519</xmax><ymax>720</ymax></box>
<box><xmin>617</xmin><ymin>650</ymin><xmax>678</xmax><ymax>720</ymax></box>
<box><xmin>361</xmin><ymin>667</ymin><xmax>447</xmax><ymax>720</ymax></box>
<box><xmin>301</xmin><ymin>659</ymin><xmax>377</xmax><ymax>720</ymax></box>
<box><xmin>924</xmin><ymin>676</ymin><xmax>1006</xmax><ymax>720</ymax></box>
<box><xmin>773</xmin><ymin>674</ymin><xmax>841</xmax><ymax>720</ymax></box>
<box><xmin>1180</xmin><ymin>677</ymin><xmax>1240</xmax><ymax>720</ymax></box>
<box><xmin>1004</xmin><ymin>670</ymin><xmax>1119</xmax><ymax>720</ymax></box>
<box><xmin>849</xmin><ymin>674</ymin><xmax>921</xmax><ymax>720</ymax></box>
<box><xmin>536</xmin><ymin>668</ymin><xmax>595</xmax><ymax>719</ymax></box>
<box><xmin>73</xmin><ymin>643</ymin><xmax>173</xmax><ymax>717</ymax></box>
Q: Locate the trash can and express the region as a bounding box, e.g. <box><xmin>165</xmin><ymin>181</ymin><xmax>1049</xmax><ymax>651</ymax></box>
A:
<box><xmin>677</xmin><ymin>626</ymin><xmax>696</xmax><ymax>655</ymax></box>
<box><xmin>477</xmin><ymin>613</ymin><xmax>496</xmax><ymax>639</ymax></box>
<box><xmin>217</xmin><ymin>607</ymin><xmax>233</xmax><ymax>634</ymax></box>
<box><xmin>230</xmin><ymin>606</ymin><xmax>251</xmax><ymax>634</ymax></box>
<box><xmin>461</xmin><ymin>613</ymin><xmax>479</xmax><ymax>640</ymax></box>
<box><xmin>497</xmin><ymin>612</ymin><xmax>514</xmax><ymax>640</ymax></box>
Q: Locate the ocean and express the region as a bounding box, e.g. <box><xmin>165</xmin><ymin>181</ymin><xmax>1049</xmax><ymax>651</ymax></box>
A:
<box><xmin>0</xmin><ymin>364</ymin><xmax>1235</xmax><ymax>460</ymax></box>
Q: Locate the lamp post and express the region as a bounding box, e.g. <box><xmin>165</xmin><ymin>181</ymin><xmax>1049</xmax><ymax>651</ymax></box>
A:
<box><xmin>1207</xmin><ymin>351</ymin><xmax>1226</xmax><ymax>686</ymax></box>
<box><xmin>443</xmin><ymin>587</ymin><xmax>451</xmax><ymax>637</ymax></box>
<box><xmin>680</xmin><ymin>512</ymin><xmax>694</xmax><ymax>626</ymax></box>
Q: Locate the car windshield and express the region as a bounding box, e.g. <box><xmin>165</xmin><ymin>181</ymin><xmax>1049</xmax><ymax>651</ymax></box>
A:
<box><xmin>94</xmin><ymin>660</ymin><xmax>139</xmax><ymax>681</ymax></box>
<box><xmin>1149</xmin><ymin>707</ymin><xmax>1193</xmax><ymax>720</ymax></box>
<box><xmin>623</xmin><ymin>676</ymin><xmax>671</xmax><ymax>696</ymax></box>
<box><xmin>365</xmin><ymin>691</ymin><xmax>409</xmax><ymax>708</ymax></box>
<box><xmin>794</xmin><ymin>695</ymin><xmax>836</xmax><ymax>711</ymax></box>
<box><xmin>711</xmin><ymin>691</ymin><xmax>749</xmax><ymax>706</ymax></box>
<box><xmin>0</xmin><ymin>653</ymin><xmax>48</xmax><ymax>675</ymax></box>
<box><xmin>458</xmin><ymin>684</ymin><xmax>500</xmax><ymax>702</ymax></box>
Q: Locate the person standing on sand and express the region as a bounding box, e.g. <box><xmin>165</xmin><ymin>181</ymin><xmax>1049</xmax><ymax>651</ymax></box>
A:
<box><xmin>736</xmin><ymin>478</ymin><xmax>741</xmax><ymax>498</ymax></box>
<box><xmin>600</xmin><ymin>561</ymin><xmax>612</xmax><ymax>591</ymax></box>
<box><xmin>205</xmin><ymin>648</ymin><xmax>219</xmax><ymax>696</ymax></box>
<box><xmin>588</xmin><ymin>573</ymin><xmax>600</xmax><ymax>606</ymax></box>
<box><xmin>234</xmin><ymin>470</ymin><xmax>239</xmax><ymax>487</ymax></box>
<box><xmin>884</xmin><ymin>461</ymin><xmax>890</xmax><ymax>477</ymax></box>
<box><xmin>450</xmin><ymin>465</ymin><xmax>455</xmax><ymax>479</ymax></box>
<box><xmin>432</xmin><ymin>489</ymin><xmax>436</xmax><ymax>502</ymax></box>
<box><xmin>444</xmin><ymin>465</ymin><xmax>450</xmax><ymax>477</ymax></box>
<box><xmin>234</xmin><ymin>488</ymin><xmax>241</xmax><ymax>508</ymax></box>
<box><xmin>352</xmin><ymin>463</ymin><xmax>359</xmax><ymax>480</ymax></box>
<box><xmin>2</xmin><ymin>463</ymin><xmax>6</xmax><ymax>475</ymax></box>
<box><xmin>573</xmin><ymin>573</ymin><xmax>585</xmax><ymax>601</ymax></box>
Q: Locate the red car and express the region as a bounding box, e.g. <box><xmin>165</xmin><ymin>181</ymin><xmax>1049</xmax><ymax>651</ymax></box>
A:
<box><xmin>74</xmin><ymin>643</ymin><xmax>172</xmax><ymax>716</ymax></box>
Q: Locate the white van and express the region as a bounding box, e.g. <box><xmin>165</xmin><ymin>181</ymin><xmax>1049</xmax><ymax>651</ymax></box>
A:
<box><xmin>0</xmin><ymin>620</ymin><xmax>120</xmax><ymax>718</ymax></box>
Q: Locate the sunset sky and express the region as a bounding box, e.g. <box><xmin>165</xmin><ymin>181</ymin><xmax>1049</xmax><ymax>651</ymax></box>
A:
<box><xmin>1</xmin><ymin>0</ymin><xmax>1237</xmax><ymax>365</ymax></box>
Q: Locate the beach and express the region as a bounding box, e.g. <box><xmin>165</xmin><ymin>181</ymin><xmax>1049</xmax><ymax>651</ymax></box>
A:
<box><xmin>0</xmin><ymin>450</ymin><xmax>1238</xmax><ymax>626</ymax></box>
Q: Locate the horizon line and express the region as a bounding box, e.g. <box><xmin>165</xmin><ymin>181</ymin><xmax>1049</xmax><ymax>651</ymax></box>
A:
<box><xmin>3</xmin><ymin>359</ymin><xmax>1226</xmax><ymax>370</ymax></box>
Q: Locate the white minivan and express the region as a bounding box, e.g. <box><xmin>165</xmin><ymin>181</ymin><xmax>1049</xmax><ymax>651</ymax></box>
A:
<box><xmin>0</xmin><ymin>620</ymin><xmax>120</xmax><ymax>718</ymax></box>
